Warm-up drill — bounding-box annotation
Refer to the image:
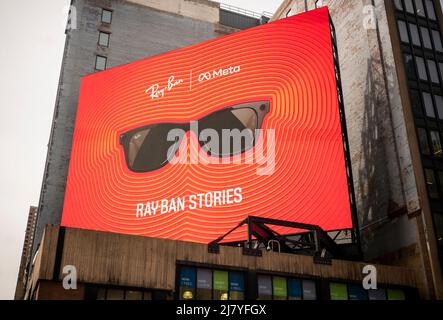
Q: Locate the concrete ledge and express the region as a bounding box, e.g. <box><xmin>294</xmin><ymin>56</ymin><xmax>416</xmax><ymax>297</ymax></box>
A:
<box><xmin>127</xmin><ymin>0</ymin><xmax>220</xmax><ymax>23</ymax></box>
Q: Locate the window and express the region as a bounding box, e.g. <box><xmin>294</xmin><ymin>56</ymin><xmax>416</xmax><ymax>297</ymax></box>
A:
<box><xmin>106</xmin><ymin>288</ymin><xmax>124</xmax><ymax>300</ymax></box>
<box><xmin>213</xmin><ymin>270</ymin><xmax>229</xmax><ymax>300</ymax></box>
<box><xmin>257</xmin><ymin>276</ymin><xmax>316</xmax><ymax>300</ymax></box>
<box><xmin>229</xmin><ymin>271</ymin><xmax>245</xmax><ymax>300</ymax></box>
<box><xmin>302</xmin><ymin>280</ymin><xmax>317</xmax><ymax>300</ymax></box>
<box><xmin>439</xmin><ymin>63</ymin><xmax>443</xmax><ymax>80</ymax></box>
<box><xmin>125</xmin><ymin>290</ymin><xmax>143</xmax><ymax>300</ymax></box>
<box><xmin>395</xmin><ymin>0</ymin><xmax>403</xmax><ymax>10</ymax></box>
<box><xmin>95</xmin><ymin>55</ymin><xmax>107</xmax><ymax>71</ymax></box>
<box><xmin>427</xmin><ymin>59</ymin><xmax>439</xmax><ymax>83</ymax></box>
<box><xmin>179</xmin><ymin>267</ymin><xmax>196</xmax><ymax>300</ymax></box>
<box><xmin>348</xmin><ymin>284</ymin><xmax>369</xmax><ymax>300</ymax></box>
<box><xmin>95</xmin><ymin>287</ymin><xmax>151</xmax><ymax>300</ymax></box>
<box><xmin>414</xmin><ymin>0</ymin><xmax>426</xmax><ymax>17</ymax></box>
<box><xmin>430</xmin><ymin>130</ymin><xmax>443</xmax><ymax>157</ymax></box>
<box><xmin>196</xmin><ymin>268</ymin><xmax>212</xmax><ymax>300</ymax></box>
<box><xmin>358</xmin><ymin>287</ymin><xmax>405</xmax><ymax>300</ymax></box>
<box><xmin>387</xmin><ymin>289</ymin><xmax>406</xmax><ymax>300</ymax></box>
<box><xmin>420</xmin><ymin>26</ymin><xmax>432</xmax><ymax>49</ymax></box>
<box><xmin>368</xmin><ymin>288</ymin><xmax>387</xmax><ymax>300</ymax></box>
<box><xmin>410</xmin><ymin>89</ymin><xmax>424</xmax><ymax>116</ymax></box>
<box><xmin>409</xmin><ymin>23</ymin><xmax>421</xmax><ymax>46</ymax></box>
<box><xmin>425</xmin><ymin>0</ymin><xmax>436</xmax><ymax>20</ymax></box>
<box><xmin>101</xmin><ymin>9</ymin><xmax>112</xmax><ymax>23</ymax></box>
<box><xmin>258</xmin><ymin>275</ymin><xmax>272</xmax><ymax>300</ymax></box>
<box><xmin>97</xmin><ymin>288</ymin><xmax>106</xmax><ymax>300</ymax></box>
<box><xmin>178</xmin><ymin>266</ymin><xmax>245</xmax><ymax>300</ymax></box>
<box><xmin>398</xmin><ymin>21</ymin><xmax>409</xmax><ymax>43</ymax></box>
<box><xmin>330</xmin><ymin>283</ymin><xmax>348</xmax><ymax>300</ymax></box>
<box><xmin>416</xmin><ymin>56</ymin><xmax>428</xmax><ymax>81</ymax></box>
<box><xmin>288</xmin><ymin>279</ymin><xmax>302</xmax><ymax>300</ymax></box>
<box><xmin>417</xmin><ymin>127</ymin><xmax>431</xmax><ymax>155</ymax></box>
<box><xmin>404</xmin><ymin>54</ymin><xmax>416</xmax><ymax>79</ymax></box>
<box><xmin>425</xmin><ymin>169</ymin><xmax>439</xmax><ymax>199</ymax></box>
<box><xmin>423</xmin><ymin>92</ymin><xmax>435</xmax><ymax>117</ymax></box>
<box><xmin>404</xmin><ymin>0</ymin><xmax>415</xmax><ymax>13</ymax></box>
<box><xmin>435</xmin><ymin>95</ymin><xmax>443</xmax><ymax>119</ymax></box>
<box><xmin>98</xmin><ymin>32</ymin><xmax>110</xmax><ymax>47</ymax></box>
<box><xmin>273</xmin><ymin>277</ymin><xmax>287</xmax><ymax>300</ymax></box>
<box><xmin>329</xmin><ymin>284</ymin><xmax>369</xmax><ymax>300</ymax></box>
<box><xmin>431</xmin><ymin>30</ymin><xmax>443</xmax><ymax>52</ymax></box>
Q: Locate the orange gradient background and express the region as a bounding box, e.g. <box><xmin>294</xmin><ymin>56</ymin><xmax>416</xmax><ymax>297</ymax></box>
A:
<box><xmin>61</xmin><ymin>7</ymin><xmax>352</xmax><ymax>242</ymax></box>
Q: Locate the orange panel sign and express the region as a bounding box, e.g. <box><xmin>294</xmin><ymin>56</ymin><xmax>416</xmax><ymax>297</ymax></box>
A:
<box><xmin>62</xmin><ymin>7</ymin><xmax>352</xmax><ymax>242</ymax></box>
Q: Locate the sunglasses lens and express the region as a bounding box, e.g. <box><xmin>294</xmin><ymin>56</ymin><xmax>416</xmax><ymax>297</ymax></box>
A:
<box><xmin>121</xmin><ymin>102</ymin><xmax>269</xmax><ymax>172</ymax></box>
<box><xmin>128</xmin><ymin>128</ymin><xmax>150</xmax><ymax>167</ymax></box>
<box><xmin>199</xmin><ymin>107</ymin><xmax>258</xmax><ymax>157</ymax></box>
<box><xmin>231</xmin><ymin>108</ymin><xmax>258</xmax><ymax>131</ymax></box>
<box><xmin>126</xmin><ymin>124</ymin><xmax>183</xmax><ymax>172</ymax></box>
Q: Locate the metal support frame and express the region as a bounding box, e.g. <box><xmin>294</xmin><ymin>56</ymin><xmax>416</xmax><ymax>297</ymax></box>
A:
<box><xmin>208</xmin><ymin>216</ymin><xmax>358</xmax><ymax>260</ymax></box>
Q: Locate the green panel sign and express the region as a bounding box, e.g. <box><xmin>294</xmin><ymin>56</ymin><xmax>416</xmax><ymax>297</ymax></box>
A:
<box><xmin>213</xmin><ymin>270</ymin><xmax>228</xmax><ymax>291</ymax></box>
<box><xmin>330</xmin><ymin>283</ymin><xmax>348</xmax><ymax>300</ymax></box>
<box><xmin>387</xmin><ymin>289</ymin><xmax>405</xmax><ymax>300</ymax></box>
<box><xmin>273</xmin><ymin>277</ymin><xmax>287</xmax><ymax>297</ymax></box>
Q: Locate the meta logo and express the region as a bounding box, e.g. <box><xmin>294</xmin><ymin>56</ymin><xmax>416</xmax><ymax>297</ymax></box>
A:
<box><xmin>198</xmin><ymin>65</ymin><xmax>241</xmax><ymax>82</ymax></box>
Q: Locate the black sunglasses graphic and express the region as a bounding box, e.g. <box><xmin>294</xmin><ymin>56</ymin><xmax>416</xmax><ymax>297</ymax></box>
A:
<box><xmin>119</xmin><ymin>100</ymin><xmax>270</xmax><ymax>173</ymax></box>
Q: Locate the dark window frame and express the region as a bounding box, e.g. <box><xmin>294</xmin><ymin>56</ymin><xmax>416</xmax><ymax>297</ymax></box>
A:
<box><xmin>98</xmin><ymin>31</ymin><xmax>111</xmax><ymax>47</ymax></box>
<box><xmin>394</xmin><ymin>0</ymin><xmax>443</xmax><ymax>248</ymax></box>
<box><xmin>95</xmin><ymin>55</ymin><xmax>107</xmax><ymax>71</ymax></box>
<box><xmin>101</xmin><ymin>8</ymin><xmax>113</xmax><ymax>24</ymax></box>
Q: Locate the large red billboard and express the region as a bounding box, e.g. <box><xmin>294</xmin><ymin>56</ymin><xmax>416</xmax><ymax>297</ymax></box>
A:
<box><xmin>61</xmin><ymin>7</ymin><xmax>352</xmax><ymax>242</ymax></box>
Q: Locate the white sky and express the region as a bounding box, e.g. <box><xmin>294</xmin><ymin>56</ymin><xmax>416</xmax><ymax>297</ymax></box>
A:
<box><xmin>0</xmin><ymin>0</ymin><xmax>283</xmax><ymax>300</ymax></box>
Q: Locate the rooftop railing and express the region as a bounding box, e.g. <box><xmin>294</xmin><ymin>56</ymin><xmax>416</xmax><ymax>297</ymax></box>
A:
<box><xmin>219</xmin><ymin>3</ymin><xmax>273</xmax><ymax>19</ymax></box>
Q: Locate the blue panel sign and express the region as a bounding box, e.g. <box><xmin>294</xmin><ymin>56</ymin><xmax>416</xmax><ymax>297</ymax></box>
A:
<box><xmin>288</xmin><ymin>279</ymin><xmax>302</xmax><ymax>299</ymax></box>
<box><xmin>348</xmin><ymin>284</ymin><xmax>368</xmax><ymax>300</ymax></box>
<box><xmin>180</xmin><ymin>267</ymin><xmax>196</xmax><ymax>288</ymax></box>
<box><xmin>229</xmin><ymin>271</ymin><xmax>245</xmax><ymax>292</ymax></box>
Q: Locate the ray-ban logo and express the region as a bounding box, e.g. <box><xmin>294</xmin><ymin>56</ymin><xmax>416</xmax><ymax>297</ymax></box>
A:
<box><xmin>145</xmin><ymin>75</ymin><xmax>184</xmax><ymax>99</ymax></box>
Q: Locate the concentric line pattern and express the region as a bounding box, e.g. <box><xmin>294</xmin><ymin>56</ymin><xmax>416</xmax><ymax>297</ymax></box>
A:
<box><xmin>61</xmin><ymin>7</ymin><xmax>353</xmax><ymax>243</ymax></box>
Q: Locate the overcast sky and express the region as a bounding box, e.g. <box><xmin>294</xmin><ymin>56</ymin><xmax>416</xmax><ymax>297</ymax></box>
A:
<box><xmin>0</xmin><ymin>0</ymin><xmax>282</xmax><ymax>300</ymax></box>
